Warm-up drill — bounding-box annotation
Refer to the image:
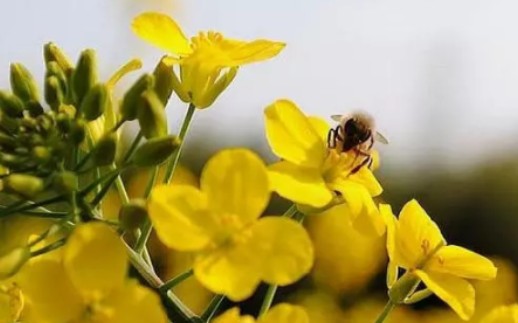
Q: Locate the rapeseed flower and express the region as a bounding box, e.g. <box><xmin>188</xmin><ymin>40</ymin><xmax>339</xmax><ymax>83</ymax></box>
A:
<box><xmin>213</xmin><ymin>303</ymin><xmax>309</xmax><ymax>323</ymax></box>
<box><xmin>264</xmin><ymin>99</ymin><xmax>384</xmax><ymax>235</ymax></box>
<box><xmin>381</xmin><ymin>200</ymin><xmax>497</xmax><ymax>320</ymax></box>
<box><xmin>148</xmin><ymin>149</ymin><xmax>313</xmax><ymax>301</ymax></box>
<box><xmin>132</xmin><ymin>12</ymin><xmax>285</xmax><ymax>108</ymax></box>
<box><xmin>480</xmin><ymin>304</ymin><xmax>518</xmax><ymax>323</ymax></box>
<box><xmin>16</xmin><ymin>222</ymin><xmax>167</xmax><ymax>323</ymax></box>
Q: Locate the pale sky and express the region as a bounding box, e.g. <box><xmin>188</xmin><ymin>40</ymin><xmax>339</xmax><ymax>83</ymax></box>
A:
<box><xmin>2</xmin><ymin>0</ymin><xmax>518</xmax><ymax>172</ymax></box>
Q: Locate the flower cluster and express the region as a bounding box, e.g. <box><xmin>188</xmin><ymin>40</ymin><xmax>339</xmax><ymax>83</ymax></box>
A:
<box><xmin>0</xmin><ymin>9</ymin><xmax>503</xmax><ymax>323</ymax></box>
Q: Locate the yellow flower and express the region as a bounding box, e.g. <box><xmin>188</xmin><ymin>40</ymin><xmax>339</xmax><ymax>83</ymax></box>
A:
<box><xmin>16</xmin><ymin>222</ymin><xmax>167</xmax><ymax>323</ymax></box>
<box><xmin>479</xmin><ymin>304</ymin><xmax>518</xmax><ymax>323</ymax></box>
<box><xmin>148</xmin><ymin>149</ymin><xmax>313</xmax><ymax>301</ymax></box>
<box><xmin>264</xmin><ymin>99</ymin><xmax>384</xmax><ymax>235</ymax></box>
<box><xmin>132</xmin><ymin>12</ymin><xmax>285</xmax><ymax>108</ymax></box>
<box><xmin>381</xmin><ymin>200</ymin><xmax>497</xmax><ymax>321</ymax></box>
<box><xmin>213</xmin><ymin>304</ymin><xmax>309</xmax><ymax>323</ymax></box>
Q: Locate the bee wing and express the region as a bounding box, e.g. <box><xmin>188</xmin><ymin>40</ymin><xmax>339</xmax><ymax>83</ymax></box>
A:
<box><xmin>331</xmin><ymin>115</ymin><xmax>343</xmax><ymax>122</ymax></box>
<box><xmin>375</xmin><ymin>131</ymin><xmax>389</xmax><ymax>144</ymax></box>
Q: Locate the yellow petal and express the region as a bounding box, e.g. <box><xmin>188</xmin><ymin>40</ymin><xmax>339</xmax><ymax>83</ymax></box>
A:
<box><xmin>149</xmin><ymin>185</ymin><xmax>214</xmax><ymax>251</ymax></box>
<box><xmin>213</xmin><ymin>307</ymin><xmax>255</xmax><ymax>323</ymax></box>
<box><xmin>427</xmin><ymin>245</ymin><xmax>497</xmax><ymax>280</ymax></box>
<box><xmin>307</xmin><ymin>116</ymin><xmax>331</xmax><ymax>144</ymax></box>
<box><xmin>132</xmin><ymin>12</ymin><xmax>191</xmax><ymax>56</ymax></box>
<box><xmin>104</xmin><ymin>280</ymin><xmax>168</xmax><ymax>323</ymax></box>
<box><xmin>379</xmin><ymin>204</ymin><xmax>396</xmax><ymax>261</ymax></box>
<box><xmin>268</xmin><ymin>161</ymin><xmax>333</xmax><ymax>208</ymax></box>
<box><xmin>0</xmin><ymin>284</ymin><xmax>23</xmax><ymax>323</ymax></box>
<box><xmin>251</xmin><ymin>217</ymin><xmax>313</xmax><ymax>285</ymax></box>
<box><xmin>259</xmin><ymin>303</ymin><xmax>309</xmax><ymax>323</ymax></box>
<box><xmin>194</xmin><ymin>242</ymin><xmax>261</xmax><ymax>301</ymax></box>
<box><xmin>397</xmin><ymin>200</ymin><xmax>445</xmax><ymax>267</ymax></box>
<box><xmin>415</xmin><ymin>269</ymin><xmax>474</xmax><ymax>321</ymax></box>
<box><xmin>224</xmin><ymin>39</ymin><xmax>285</xmax><ymax>66</ymax></box>
<box><xmin>63</xmin><ymin>222</ymin><xmax>127</xmax><ymax>297</ymax></box>
<box><xmin>201</xmin><ymin>149</ymin><xmax>269</xmax><ymax>224</ymax></box>
<box><xmin>347</xmin><ymin>166</ymin><xmax>383</xmax><ymax>197</ymax></box>
<box><xmin>332</xmin><ymin>180</ymin><xmax>385</xmax><ymax>236</ymax></box>
<box><xmin>16</xmin><ymin>259</ymin><xmax>83</xmax><ymax>322</ymax></box>
<box><xmin>264</xmin><ymin>99</ymin><xmax>326</xmax><ymax>168</ymax></box>
<box><xmin>480</xmin><ymin>305</ymin><xmax>518</xmax><ymax>323</ymax></box>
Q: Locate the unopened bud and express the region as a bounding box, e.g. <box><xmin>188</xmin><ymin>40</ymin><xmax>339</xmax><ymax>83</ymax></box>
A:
<box><xmin>72</xmin><ymin>49</ymin><xmax>97</xmax><ymax>105</ymax></box>
<box><xmin>52</xmin><ymin>171</ymin><xmax>78</xmax><ymax>193</ymax></box>
<box><xmin>91</xmin><ymin>133</ymin><xmax>117</xmax><ymax>166</ymax></box>
<box><xmin>120</xmin><ymin>74</ymin><xmax>154</xmax><ymax>121</ymax></box>
<box><xmin>81</xmin><ymin>83</ymin><xmax>110</xmax><ymax>121</ymax></box>
<box><xmin>0</xmin><ymin>247</ymin><xmax>30</xmax><ymax>279</ymax></box>
<box><xmin>44</xmin><ymin>42</ymin><xmax>73</xmax><ymax>75</ymax></box>
<box><xmin>44</xmin><ymin>76</ymin><xmax>65</xmax><ymax>110</ymax></box>
<box><xmin>25</xmin><ymin>100</ymin><xmax>44</xmax><ymax>117</ymax></box>
<box><xmin>0</xmin><ymin>113</ymin><xmax>19</xmax><ymax>133</ymax></box>
<box><xmin>138</xmin><ymin>90</ymin><xmax>167</xmax><ymax>139</ymax></box>
<box><xmin>32</xmin><ymin>146</ymin><xmax>51</xmax><ymax>164</ymax></box>
<box><xmin>153</xmin><ymin>58</ymin><xmax>175</xmax><ymax>106</ymax></box>
<box><xmin>132</xmin><ymin>135</ymin><xmax>181</xmax><ymax>167</ymax></box>
<box><xmin>119</xmin><ymin>199</ymin><xmax>148</xmax><ymax>230</ymax></box>
<box><xmin>69</xmin><ymin>119</ymin><xmax>86</xmax><ymax>145</ymax></box>
<box><xmin>0</xmin><ymin>91</ymin><xmax>24</xmax><ymax>118</ymax></box>
<box><xmin>5</xmin><ymin>174</ymin><xmax>44</xmax><ymax>198</ymax></box>
<box><xmin>46</xmin><ymin>61</ymin><xmax>68</xmax><ymax>93</ymax></box>
<box><xmin>10</xmin><ymin>63</ymin><xmax>40</xmax><ymax>103</ymax></box>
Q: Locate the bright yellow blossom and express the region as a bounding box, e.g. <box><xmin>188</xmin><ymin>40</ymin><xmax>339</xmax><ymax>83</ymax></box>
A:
<box><xmin>148</xmin><ymin>149</ymin><xmax>313</xmax><ymax>301</ymax></box>
<box><xmin>264</xmin><ymin>99</ymin><xmax>384</xmax><ymax>235</ymax></box>
<box><xmin>16</xmin><ymin>222</ymin><xmax>167</xmax><ymax>323</ymax></box>
<box><xmin>132</xmin><ymin>12</ymin><xmax>285</xmax><ymax>108</ymax></box>
<box><xmin>381</xmin><ymin>200</ymin><xmax>497</xmax><ymax>321</ymax></box>
<box><xmin>479</xmin><ymin>304</ymin><xmax>518</xmax><ymax>323</ymax></box>
<box><xmin>213</xmin><ymin>303</ymin><xmax>309</xmax><ymax>323</ymax></box>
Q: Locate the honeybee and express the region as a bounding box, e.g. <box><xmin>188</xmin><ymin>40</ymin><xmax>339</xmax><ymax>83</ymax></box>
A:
<box><xmin>328</xmin><ymin>112</ymin><xmax>388</xmax><ymax>173</ymax></box>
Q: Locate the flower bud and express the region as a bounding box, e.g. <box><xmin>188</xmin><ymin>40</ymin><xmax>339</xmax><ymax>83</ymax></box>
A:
<box><xmin>72</xmin><ymin>49</ymin><xmax>98</xmax><ymax>105</ymax></box>
<box><xmin>52</xmin><ymin>171</ymin><xmax>79</xmax><ymax>193</ymax></box>
<box><xmin>120</xmin><ymin>74</ymin><xmax>154</xmax><ymax>121</ymax></box>
<box><xmin>138</xmin><ymin>90</ymin><xmax>167</xmax><ymax>139</ymax></box>
<box><xmin>91</xmin><ymin>133</ymin><xmax>117</xmax><ymax>166</ymax></box>
<box><xmin>153</xmin><ymin>58</ymin><xmax>175</xmax><ymax>106</ymax></box>
<box><xmin>32</xmin><ymin>146</ymin><xmax>51</xmax><ymax>164</ymax></box>
<box><xmin>0</xmin><ymin>247</ymin><xmax>30</xmax><ymax>280</ymax></box>
<box><xmin>81</xmin><ymin>83</ymin><xmax>110</xmax><ymax>121</ymax></box>
<box><xmin>69</xmin><ymin>119</ymin><xmax>86</xmax><ymax>145</ymax></box>
<box><xmin>44</xmin><ymin>76</ymin><xmax>65</xmax><ymax>110</ymax></box>
<box><xmin>44</xmin><ymin>42</ymin><xmax>73</xmax><ymax>75</ymax></box>
<box><xmin>119</xmin><ymin>199</ymin><xmax>148</xmax><ymax>231</ymax></box>
<box><xmin>46</xmin><ymin>61</ymin><xmax>68</xmax><ymax>93</ymax></box>
<box><xmin>25</xmin><ymin>100</ymin><xmax>44</xmax><ymax>117</ymax></box>
<box><xmin>132</xmin><ymin>135</ymin><xmax>181</xmax><ymax>167</ymax></box>
<box><xmin>0</xmin><ymin>91</ymin><xmax>24</xmax><ymax>118</ymax></box>
<box><xmin>0</xmin><ymin>113</ymin><xmax>19</xmax><ymax>134</ymax></box>
<box><xmin>10</xmin><ymin>63</ymin><xmax>40</xmax><ymax>103</ymax></box>
<box><xmin>4</xmin><ymin>174</ymin><xmax>44</xmax><ymax>198</ymax></box>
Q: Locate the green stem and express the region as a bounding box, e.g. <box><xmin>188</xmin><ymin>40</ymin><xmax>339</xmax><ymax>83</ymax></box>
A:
<box><xmin>200</xmin><ymin>294</ymin><xmax>225</xmax><ymax>322</ymax></box>
<box><xmin>258</xmin><ymin>285</ymin><xmax>278</xmax><ymax>317</ymax></box>
<box><xmin>373</xmin><ymin>300</ymin><xmax>396</xmax><ymax>323</ymax></box>
<box><xmin>163</xmin><ymin>104</ymin><xmax>195</xmax><ymax>184</ymax></box>
<box><xmin>159</xmin><ymin>268</ymin><xmax>194</xmax><ymax>293</ymax></box>
<box><xmin>124</xmin><ymin>242</ymin><xmax>200</xmax><ymax>322</ymax></box>
<box><xmin>0</xmin><ymin>195</ymin><xmax>65</xmax><ymax>217</ymax></box>
<box><xmin>30</xmin><ymin>238</ymin><xmax>66</xmax><ymax>257</ymax></box>
<box><xmin>123</xmin><ymin>131</ymin><xmax>144</xmax><ymax>163</ymax></box>
<box><xmin>283</xmin><ymin>204</ymin><xmax>298</xmax><ymax>218</ymax></box>
<box><xmin>134</xmin><ymin>167</ymin><xmax>159</xmax><ymax>254</ymax></box>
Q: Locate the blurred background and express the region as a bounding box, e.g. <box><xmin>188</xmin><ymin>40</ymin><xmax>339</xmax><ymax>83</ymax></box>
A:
<box><xmin>2</xmin><ymin>0</ymin><xmax>518</xmax><ymax>321</ymax></box>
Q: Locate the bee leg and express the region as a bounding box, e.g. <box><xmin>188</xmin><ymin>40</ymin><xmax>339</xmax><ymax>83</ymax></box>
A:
<box><xmin>351</xmin><ymin>155</ymin><xmax>371</xmax><ymax>174</ymax></box>
<box><xmin>327</xmin><ymin>128</ymin><xmax>336</xmax><ymax>148</ymax></box>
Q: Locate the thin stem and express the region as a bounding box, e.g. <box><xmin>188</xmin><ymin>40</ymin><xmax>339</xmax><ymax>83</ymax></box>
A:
<box><xmin>258</xmin><ymin>285</ymin><xmax>278</xmax><ymax>317</ymax></box>
<box><xmin>30</xmin><ymin>238</ymin><xmax>66</xmax><ymax>257</ymax></box>
<box><xmin>89</xmin><ymin>171</ymin><xmax>123</xmax><ymax>206</ymax></box>
<box><xmin>283</xmin><ymin>204</ymin><xmax>298</xmax><ymax>218</ymax></box>
<box><xmin>374</xmin><ymin>300</ymin><xmax>396</xmax><ymax>323</ymax></box>
<box><xmin>124</xmin><ymin>242</ymin><xmax>200</xmax><ymax>322</ymax></box>
<box><xmin>79</xmin><ymin>168</ymin><xmax>121</xmax><ymax>197</ymax></box>
<box><xmin>163</xmin><ymin>104</ymin><xmax>195</xmax><ymax>184</ymax></box>
<box><xmin>123</xmin><ymin>131</ymin><xmax>144</xmax><ymax>163</ymax></box>
<box><xmin>200</xmin><ymin>294</ymin><xmax>225</xmax><ymax>322</ymax></box>
<box><xmin>114</xmin><ymin>175</ymin><xmax>130</xmax><ymax>204</ymax></box>
<box><xmin>0</xmin><ymin>195</ymin><xmax>65</xmax><ymax>217</ymax></box>
<box><xmin>159</xmin><ymin>268</ymin><xmax>194</xmax><ymax>293</ymax></box>
<box><xmin>133</xmin><ymin>167</ymin><xmax>159</xmax><ymax>254</ymax></box>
